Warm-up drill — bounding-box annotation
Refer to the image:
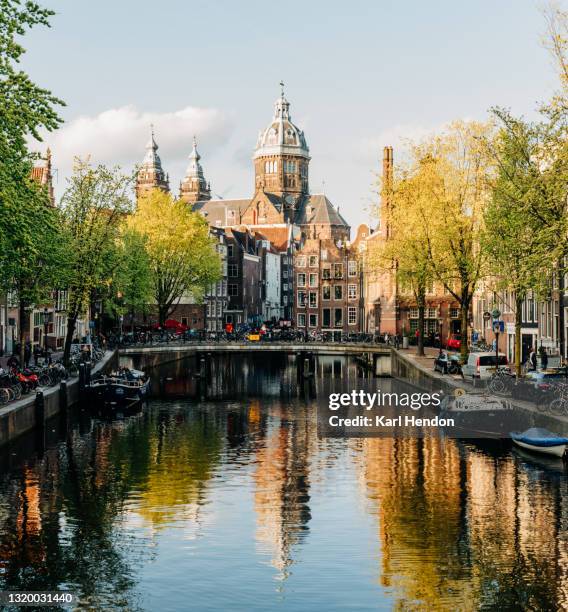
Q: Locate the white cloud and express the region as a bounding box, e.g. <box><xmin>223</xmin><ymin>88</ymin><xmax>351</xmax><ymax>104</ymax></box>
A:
<box><xmin>31</xmin><ymin>104</ymin><xmax>234</xmax><ymax>195</ymax></box>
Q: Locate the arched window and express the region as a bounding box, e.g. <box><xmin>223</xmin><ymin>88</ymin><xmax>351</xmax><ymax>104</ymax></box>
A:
<box><xmin>265</xmin><ymin>161</ymin><xmax>269</xmax><ymax>173</ymax></box>
<box><xmin>274</xmin><ymin>160</ymin><xmax>277</xmax><ymax>173</ymax></box>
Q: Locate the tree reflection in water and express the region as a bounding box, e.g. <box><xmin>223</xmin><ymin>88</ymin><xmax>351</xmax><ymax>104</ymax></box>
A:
<box><xmin>0</xmin><ymin>354</ymin><xmax>562</xmax><ymax>610</ymax></box>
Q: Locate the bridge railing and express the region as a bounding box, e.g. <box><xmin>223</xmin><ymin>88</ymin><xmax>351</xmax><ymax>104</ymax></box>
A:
<box><xmin>113</xmin><ymin>336</ymin><xmax>396</xmax><ymax>351</ymax></box>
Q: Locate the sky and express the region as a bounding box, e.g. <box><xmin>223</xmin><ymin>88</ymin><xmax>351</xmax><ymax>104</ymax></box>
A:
<box><xmin>21</xmin><ymin>0</ymin><xmax>563</xmax><ymax>231</ymax></box>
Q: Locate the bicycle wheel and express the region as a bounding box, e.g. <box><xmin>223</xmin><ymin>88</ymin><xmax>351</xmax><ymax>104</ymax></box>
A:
<box><xmin>39</xmin><ymin>374</ymin><xmax>51</xmax><ymax>387</ymax></box>
<box><xmin>488</xmin><ymin>377</ymin><xmax>506</xmax><ymax>395</ymax></box>
<box><xmin>0</xmin><ymin>388</ymin><xmax>9</xmax><ymax>405</ymax></box>
<box><xmin>549</xmin><ymin>397</ymin><xmax>567</xmax><ymax>417</ymax></box>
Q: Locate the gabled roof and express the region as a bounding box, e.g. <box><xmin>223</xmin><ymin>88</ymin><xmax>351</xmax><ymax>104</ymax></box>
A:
<box><xmin>226</xmin><ymin>226</ymin><xmax>257</xmax><ymax>255</ymax></box>
<box><xmin>193</xmin><ymin>198</ymin><xmax>251</xmax><ymax>227</ymax></box>
<box><xmin>250</xmin><ymin>224</ymin><xmax>293</xmax><ymax>252</ymax></box>
<box><xmin>295</xmin><ymin>194</ymin><xmax>350</xmax><ymax>228</ymax></box>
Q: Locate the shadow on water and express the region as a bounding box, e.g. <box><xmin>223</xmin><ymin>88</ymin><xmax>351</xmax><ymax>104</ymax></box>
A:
<box><xmin>0</xmin><ymin>354</ymin><xmax>564</xmax><ymax>610</ymax></box>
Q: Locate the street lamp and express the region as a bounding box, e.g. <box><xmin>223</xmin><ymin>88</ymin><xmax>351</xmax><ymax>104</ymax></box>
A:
<box><xmin>42</xmin><ymin>307</ymin><xmax>49</xmax><ymax>360</ymax></box>
<box><xmin>438</xmin><ymin>317</ymin><xmax>444</xmax><ymax>353</ymax></box>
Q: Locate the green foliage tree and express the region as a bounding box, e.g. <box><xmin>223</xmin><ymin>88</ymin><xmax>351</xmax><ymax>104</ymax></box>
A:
<box><xmin>127</xmin><ymin>189</ymin><xmax>221</xmax><ymax>326</ymax></box>
<box><xmin>483</xmin><ymin>113</ymin><xmax>552</xmax><ymax>375</ymax></box>
<box><xmin>414</xmin><ymin>122</ymin><xmax>494</xmax><ymax>361</ymax></box>
<box><xmin>0</xmin><ymin>0</ymin><xmax>64</xmax><ymax>358</ymax></box>
<box><xmin>59</xmin><ymin>160</ymin><xmax>133</xmax><ymax>362</ymax></box>
<box><xmin>106</xmin><ymin>229</ymin><xmax>154</xmax><ymax>325</ymax></box>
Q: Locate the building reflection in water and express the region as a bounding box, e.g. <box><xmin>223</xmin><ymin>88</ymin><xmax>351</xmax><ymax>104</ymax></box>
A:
<box><xmin>253</xmin><ymin>400</ymin><xmax>314</xmax><ymax>579</ymax></box>
<box><xmin>0</xmin><ymin>354</ymin><xmax>563</xmax><ymax>609</ymax></box>
<box><xmin>362</xmin><ymin>437</ymin><xmax>568</xmax><ymax>610</ymax></box>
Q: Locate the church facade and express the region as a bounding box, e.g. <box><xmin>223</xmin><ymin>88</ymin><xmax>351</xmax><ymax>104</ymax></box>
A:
<box><xmin>135</xmin><ymin>87</ymin><xmax>364</xmax><ymax>334</ymax></box>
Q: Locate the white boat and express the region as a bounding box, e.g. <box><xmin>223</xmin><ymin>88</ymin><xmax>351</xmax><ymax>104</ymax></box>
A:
<box><xmin>510</xmin><ymin>428</ymin><xmax>568</xmax><ymax>458</ymax></box>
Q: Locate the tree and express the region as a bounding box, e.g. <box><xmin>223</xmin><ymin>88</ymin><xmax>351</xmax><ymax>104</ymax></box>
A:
<box><xmin>105</xmin><ymin>229</ymin><xmax>153</xmax><ymax>326</ymax></box>
<box><xmin>127</xmin><ymin>189</ymin><xmax>221</xmax><ymax>326</ymax></box>
<box><xmin>483</xmin><ymin>114</ymin><xmax>552</xmax><ymax>376</ymax></box>
<box><xmin>0</xmin><ymin>154</ymin><xmax>68</xmax><ymax>362</ymax></box>
<box><xmin>59</xmin><ymin>161</ymin><xmax>133</xmax><ymax>362</ymax></box>
<box><xmin>379</xmin><ymin>162</ymin><xmax>435</xmax><ymax>356</ymax></box>
<box><xmin>413</xmin><ymin>122</ymin><xmax>494</xmax><ymax>361</ymax></box>
<box><xmin>0</xmin><ymin>0</ymin><xmax>64</xmax><ymax>358</ymax></box>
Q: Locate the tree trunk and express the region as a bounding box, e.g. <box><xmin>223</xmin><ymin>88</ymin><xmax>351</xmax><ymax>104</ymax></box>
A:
<box><xmin>515</xmin><ymin>294</ymin><xmax>523</xmax><ymax>378</ymax></box>
<box><xmin>158</xmin><ymin>305</ymin><xmax>168</xmax><ymax>327</ymax></box>
<box><xmin>416</xmin><ymin>288</ymin><xmax>425</xmax><ymax>357</ymax></box>
<box><xmin>18</xmin><ymin>300</ymin><xmax>27</xmax><ymax>365</ymax></box>
<box><xmin>63</xmin><ymin>315</ymin><xmax>77</xmax><ymax>365</ymax></box>
<box><xmin>558</xmin><ymin>258</ymin><xmax>565</xmax><ymax>365</ymax></box>
<box><xmin>460</xmin><ymin>300</ymin><xmax>469</xmax><ymax>362</ymax></box>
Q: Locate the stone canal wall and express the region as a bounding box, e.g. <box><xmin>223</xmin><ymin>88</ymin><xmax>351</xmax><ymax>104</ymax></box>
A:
<box><xmin>391</xmin><ymin>349</ymin><xmax>456</xmax><ymax>395</ymax></box>
<box><xmin>0</xmin><ymin>350</ymin><xmax>118</xmax><ymax>447</ymax></box>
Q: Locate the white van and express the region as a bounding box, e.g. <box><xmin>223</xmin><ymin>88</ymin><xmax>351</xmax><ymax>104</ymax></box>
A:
<box><xmin>462</xmin><ymin>352</ymin><xmax>508</xmax><ymax>384</ymax></box>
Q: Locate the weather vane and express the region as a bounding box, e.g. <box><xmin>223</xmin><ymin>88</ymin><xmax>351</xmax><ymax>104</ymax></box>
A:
<box><xmin>280</xmin><ymin>80</ymin><xmax>285</xmax><ymax>96</ymax></box>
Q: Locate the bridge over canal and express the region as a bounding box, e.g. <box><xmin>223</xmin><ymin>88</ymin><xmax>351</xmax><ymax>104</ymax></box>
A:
<box><xmin>119</xmin><ymin>343</ymin><xmax>393</xmax><ymax>376</ymax></box>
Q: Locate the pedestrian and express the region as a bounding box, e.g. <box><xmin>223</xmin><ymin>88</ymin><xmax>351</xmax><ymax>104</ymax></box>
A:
<box><xmin>7</xmin><ymin>354</ymin><xmax>19</xmax><ymax>370</ymax></box>
<box><xmin>528</xmin><ymin>347</ymin><xmax>537</xmax><ymax>371</ymax></box>
<box><xmin>33</xmin><ymin>343</ymin><xmax>42</xmax><ymax>366</ymax></box>
<box><xmin>24</xmin><ymin>341</ymin><xmax>31</xmax><ymax>369</ymax></box>
<box><xmin>539</xmin><ymin>346</ymin><xmax>548</xmax><ymax>371</ymax></box>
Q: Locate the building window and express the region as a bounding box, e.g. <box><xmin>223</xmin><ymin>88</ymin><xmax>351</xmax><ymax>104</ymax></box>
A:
<box><xmin>298</xmin><ymin>313</ymin><xmax>306</xmax><ymax>327</ymax></box>
<box><xmin>309</xmin><ymin>314</ymin><xmax>318</xmax><ymax>327</ymax></box>
<box><xmin>227</xmin><ymin>245</ymin><xmax>234</xmax><ymax>257</ymax></box>
<box><xmin>426</xmin><ymin>307</ymin><xmax>437</xmax><ymax>318</ymax></box>
<box><xmin>283</xmin><ymin>283</ymin><xmax>288</xmax><ymax>291</ymax></box>
<box><xmin>348</xmin><ymin>307</ymin><xmax>357</xmax><ymax>325</ymax></box>
<box><xmin>334</xmin><ymin>285</ymin><xmax>343</xmax><ymax>300</ymax></box>
<box><xmin>323</xmin><ymin>308</ymin><xmax>331</xmax><ymax>327</ymax></box>
<box><xmin>297</xmin><ymin>291</ymin><xmax>306</xmax><ymax>306</ymax></box>
<box><xmin>228</xmin><ymin>264</ymin><xmax>238</xmax><ymax>277</ymax></box>
<box><xmin>296</xmin><ymin>256</ymin><xmax>306</xmax><ymax>268</ymax></box>
<box><xmin>309</xmin><ymin>292</ymin><xmax>318</xmax><ymax>308</ymax></box>
<box><xmin>297</xmin><ymin>273</ymin><xmax>306</xmax><ymax>287</ymax></box>
<box><xmin>333</xmin><ymin>263</ymin><xmax>343</xmax><ymax>279</ymax></box>
<box><xmin>450</xmin><ymin>308</ymin><xmax>459</xmax><ymax>318</ymax></box>
<box><xmin>348</xmin><ymin>261</ymin><xmax>357</xmax><ymax>277</ymax></box>
<box><xmin>309</xmin><ymin>273</ymin><xmax>318</xmax><ymax>287</ymax></box>
<box><xmin>348</xmin><ymin>284</ymin><xmax>357</xmax><ymax>299</ymax></box>
<box><xmin>323</xmin><ymin>286</ymin><xmax>331</xmax><ymax>300</ymax></box>
<box><xmin>322</xmin><ymin>267</ymin><xmax>331</xmax><ymax>280</ymax></box>
<box><xmin>228</xmin><ymin>284</ymin><xmax>238</xmax><ymax>296</ymax></box>
<box><xmin>309</xmin><ymin>255</ymin><xmax>318</xmax><ymax>267</ymax></box>
<box><xmin>334</xmin><ymin>308</ymin><xmax>343</xmax><ymax>327</ymax></box>
<box><xmin>409</xmin><ymin>307</ymin><xmax>419</xmax><ymax>319</ymax></box>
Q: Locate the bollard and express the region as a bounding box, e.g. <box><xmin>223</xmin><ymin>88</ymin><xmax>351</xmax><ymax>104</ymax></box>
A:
<box><xmin>303</xmin><ymin>358</ymin><xmax>310</xmax><ymax>378</ymax></box>
<box><xmin>35</xmin><ymin>390</ymin><xmax>45</xmax><ymax>426</ymax></box>
<box><xmin>79</xmin><ymin>362</ymin><xmax>86</xmax><ymax>393</ymax></box>
<box><xmin>59</xmin><ymin>380</ymin><xmax>68</xmax><ymax>413</ymax></box>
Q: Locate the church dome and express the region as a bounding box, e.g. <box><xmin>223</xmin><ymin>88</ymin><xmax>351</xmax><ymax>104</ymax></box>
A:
<box><xmin>254</xmin><ymin>88</ymin><xmax>310</xmax><ymax>160</ymax></box>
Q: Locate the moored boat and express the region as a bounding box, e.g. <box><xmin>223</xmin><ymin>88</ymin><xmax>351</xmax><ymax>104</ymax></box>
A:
<box><xmin>440</xmin><ymin>392</ymin><xmax>517</xmax><ymax>437</ymax></box>
<box><xmin>86</xmin><ymin>367</ymin><xmax>150</xmax><ymax>406</ymax></box>
<box><xmin>510</xmin><ymin>427</ymin><xmax>568</xmax><ymax>458</ymax></box>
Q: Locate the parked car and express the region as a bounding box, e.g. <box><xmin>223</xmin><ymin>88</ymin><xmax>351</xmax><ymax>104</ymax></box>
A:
<box><xmin>434</xmin><ymin>352</ymin><xmax>462</xmax><ymax>375</ymax></box>
<box><xmin>511</xmin><ymin>368</ymin><xmax>568</xmax><ymax>404</ymax></box>
<box><xmin>446</xmin><ymin>334</ymin><xmax>461</xmax><ymax>350</ymax></box>
<box><xmin>462</xmin><ymin>352</ymin><xmax>508</xmax><ymax>384</ymax></box>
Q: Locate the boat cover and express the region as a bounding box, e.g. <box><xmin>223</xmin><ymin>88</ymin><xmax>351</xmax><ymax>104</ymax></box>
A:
<box><xmin>510</xmin><ymin>427</ymin><xmax>568</xmax><ymax>447</ymax></box>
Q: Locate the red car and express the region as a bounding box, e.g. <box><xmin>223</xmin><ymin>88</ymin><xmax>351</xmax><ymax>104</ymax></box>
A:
<box><xmin>446</xmin><ymin>333</ymin><xmax>461</xmax><ymax>350</ymax></box>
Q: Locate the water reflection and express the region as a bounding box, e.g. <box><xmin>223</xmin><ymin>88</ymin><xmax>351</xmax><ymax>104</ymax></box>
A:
<box><xmin>0</xmin><ymin>355</ymin><xmax>563</xmax><ymax>610</ymax></box>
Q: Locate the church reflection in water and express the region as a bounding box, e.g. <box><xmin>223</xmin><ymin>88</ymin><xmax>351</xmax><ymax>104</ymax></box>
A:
<box><xmin>0</xmin><ymin>353</ymin><xmax>564</xmax><ymax>610</ymax></box>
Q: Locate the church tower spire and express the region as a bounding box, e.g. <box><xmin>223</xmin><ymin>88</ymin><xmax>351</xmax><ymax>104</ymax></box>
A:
<box><xmin>135</xmin><ymin>126</ymin><xmax>169</xmax><ymax>201</ymax></box>
<box><xmin>179</xmin><ymin>136</ymin><xmax>211</xmax><ymax>204</ymax></box>
<box><xmin>253</xmin><ymin>83</ymin><xmax>310</xmax><ymax>212</ymax></box>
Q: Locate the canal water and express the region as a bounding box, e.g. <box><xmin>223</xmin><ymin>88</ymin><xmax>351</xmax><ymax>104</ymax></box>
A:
<box><xmin>0</xmin><ymin>354</ymin><xmax>565</xmax><ymax>611</ymax></box>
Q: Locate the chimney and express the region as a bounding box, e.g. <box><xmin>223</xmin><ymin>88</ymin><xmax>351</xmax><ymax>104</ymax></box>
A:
<box><xmin>381</xmin><ymin>146</ymin><xmax>394</xmax><ymax>238</ymax></box>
